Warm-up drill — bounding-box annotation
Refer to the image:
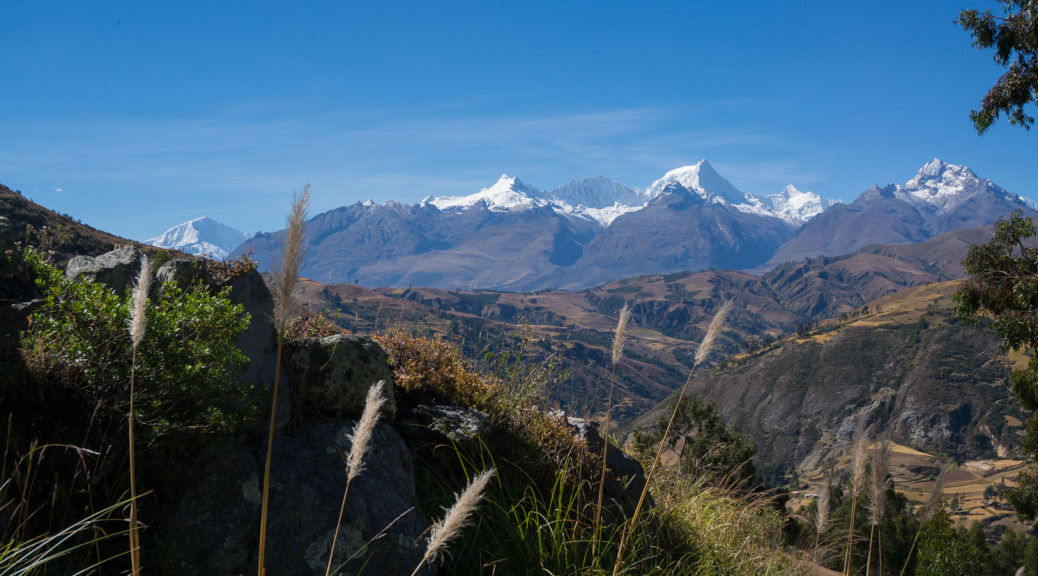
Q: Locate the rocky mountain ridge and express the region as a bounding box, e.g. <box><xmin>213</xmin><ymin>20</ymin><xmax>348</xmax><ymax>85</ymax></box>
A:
<box><xmin>765</xmin><ymin>159</ymin><xmax>1034</xmax><ymax>266</ymax></box>
<box><xmin>227</xmin><ymin>159</ymin><xmax>1028</xmax><ymax>291</ymax></box>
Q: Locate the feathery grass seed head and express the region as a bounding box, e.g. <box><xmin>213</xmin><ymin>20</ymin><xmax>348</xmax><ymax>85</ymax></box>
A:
<box><xmin>695</xmin><ymin>300</ymin><xmax>732</xmax><ymax>368</ymax></box>
<box><xmin>923</xmin><ymin>463</ymin><xmax>949</xmax><ymax>523</ymax></box>
<box><xmin>423</xmin><ymin>469</ymin><xmax>495</xmax><ymax>563</ymax></box>
<box><xmin>274</xmin><ymin>185</ymin><xmax>311</xmax><ymax>335</ymax></box>
<box><xmin>346</xmin><ymin>381</ymin><xmax>386</xmax><ymax>483</ymax></box>
<box><xmin>129</xmin><ymin>255</ymin><xmax>151</xmax><ymax>349</ymax></box>
<box><xmin>816</xmin><ymin>479</ymin><xmax>831</xmax><ymax>535</ymax></box>
<box><xmin>850</xmin><ymin>419</ymin><xmax>869</xmax><ymax>497</ymax></box>
<box><xmin>612</xmin><ymin>304</ymin><xmax>631</xmax><ymax>365</ymax></box>
<box><xmin>869</xmin><ymin>437</ymin><xmax>892</xmax><ymax>525</ymax></box>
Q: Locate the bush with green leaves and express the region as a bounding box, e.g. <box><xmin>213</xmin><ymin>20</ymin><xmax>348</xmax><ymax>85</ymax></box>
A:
<box><xmin>20</xmin><ymin>246</ymin><xmax>258</xmax><ymax>442</ymax></box>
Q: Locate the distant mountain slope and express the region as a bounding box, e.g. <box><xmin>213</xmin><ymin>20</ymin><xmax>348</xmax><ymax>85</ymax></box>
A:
<box><xmin>0</xmin><ymin>183</ymin><xmax>138</xmax><ymax>263</ymax></box>
<box><xmin>289</xmin><ymin>223</ymin><xmax>1001</xmax><ymax>423</ymax></box>
<box><xmin>239</xmin><ymin>199</ymin><xmax>602</xmax><ymax>289</ymax></box>
<box><xmin>683</xmin><ymin>281</ymin><xmax>1026</xmax><ymax>475</ymax></box>
<box><xmin>766</xmin><ymin>159</ymin><xmax>1033</xmax><ymax>266</ymax></box>
<box><xmin>147</xmin><ymin>217</ymin><xmax>251</xmax><ymax>260</ymax></box>
<box><xmin>544</xmin><ymin>187</ymin><xmax>796</xmax><ymax>290</ymax></box>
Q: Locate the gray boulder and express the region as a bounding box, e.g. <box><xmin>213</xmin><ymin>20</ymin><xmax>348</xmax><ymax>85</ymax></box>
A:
<box><xmin>412</xmin><ymin>404</ymin><xmax>491</xmax><ymax>444</ymax></box>
<box><xmin>284</xmin><ymin>334</ymin><xmax>397</xmax><ymax>421</ymax></box>
<box><xmin>216</xmin><ymin>265</ymin><xmax>290</xmax><ymax>426</ymax></box>
<box><xmin>162</xmin><ymin>418</ymin><xmax>428</xmax><ymax>576</ymax></box>
<box><xmin>65</xmin><ymin>245</ymin><xmax>144</xmax><ymax>294</ymax></box>
<box><xmin>565</xmin><ymin>415</ymin><xmax>651</xmax><ymax>516</ymax></box>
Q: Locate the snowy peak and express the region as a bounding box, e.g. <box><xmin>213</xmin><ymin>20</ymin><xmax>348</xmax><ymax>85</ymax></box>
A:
<box><xmin>645</xmin><ymin>160</ymin><xmax>747</xmax><ymax>205</ymax></box>
<box><xmin>147</xmin><ymin>217</ymin><xmax>251</xmax><ymax>261</ymax></box>
<box><xmin>545</xmin><ymin>176</ymin><xmax>649</xmax><ymax>226</ymax></box>
<box><xmin>761</xmin><ymin>185</ymin><xmax>841</xmax><ymax>226</ymax></box>
<box><xmin>884</xmin><ymin>158</ymin><xmax>1027</xmax><ymax>213</ymax></box>
<box><xmin>429</xmin><ymin>175</ymin><xmax>549</xmax><ymax>212</ymax></box>
<box><xmin>903</xmin><ymin>159</ymin><xmax>981</xmax><ymax>201</ymax></box>
<box><xmin>548</xmin><ymin>176</ymin><xmax>644</xmax><ymax>209</ymax></box>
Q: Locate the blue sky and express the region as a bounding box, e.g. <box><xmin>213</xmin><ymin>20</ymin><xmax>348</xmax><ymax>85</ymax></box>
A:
<box><xmin>1</xmin><ymin>1</ymin><xmax>1035</xmax><ymax>241</ymax></box>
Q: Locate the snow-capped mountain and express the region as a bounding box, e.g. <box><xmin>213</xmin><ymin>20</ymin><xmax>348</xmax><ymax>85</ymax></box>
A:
<box><xmin>428</xmin><ymin>174</ymin><xmax>649</xmax><ymax>226</ymax></box>
<box><xmin>765</xmin><ymin>158</ymin><xmax>1034</xmax><ymax>267</ymax></box>
<box><xmin>544</xmin><ymin>176</ymin><xmax>649</xmax><ymax>226</ymax></box>
<box><xmin>759</xmin><ymin>185</ymin><xmax>842</xmax><ymax>226</ymax></box>
<box><xmin>645</xmin><ymin>160</ymin><xmax>747</xmax><ymax>205</ymax></box>
<box><xmin>643</xmin><ymin>160</ymin><xmax>840</xmax><ymax>226</ymax></box>
<box><xmin>428</xmin><ymin>175</ymin><xmax>550</xmax><ymax>213</ymax></box>
<box><xmin>426</xmin><ymin>161</ymin><xmax>841</xmax><ymax>229</ymax></box>
<box><xmin>227</xmin><ymin>157</ymin><xmax>1027</xmax><ymax>291</ymax></box>
<box><xmin>148</xmin><ymin>217</ymin><xmax>251</xmax><ymax>261</ymax></box>
<box><xmin>897</xmin><ymin>158</ymin><xmax>1025</xmax><ymax>211</ymax></box>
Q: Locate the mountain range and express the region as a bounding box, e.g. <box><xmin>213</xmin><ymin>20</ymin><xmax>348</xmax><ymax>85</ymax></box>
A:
<box><xmin>150</xmin><ymin>159</ymin><xmax>1033</xmax><ymax>291</ymax></box>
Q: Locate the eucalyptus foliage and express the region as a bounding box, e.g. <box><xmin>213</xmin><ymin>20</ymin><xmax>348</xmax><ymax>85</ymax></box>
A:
<box><xmin>958</xmin><ymin>1</ymin><xmax>1038</xmax><ymax>133</ymax></box>
<box><xmin>955</xmin><ymin>211</ymin><xmax>1038</xmax><ymax>523</ymax></box>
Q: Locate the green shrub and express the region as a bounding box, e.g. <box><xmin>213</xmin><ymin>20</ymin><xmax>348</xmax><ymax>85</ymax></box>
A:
<box><xmin>19</xmin><ymin>246</ymin><xmax>258</xmax><ymax>443</ymax></box>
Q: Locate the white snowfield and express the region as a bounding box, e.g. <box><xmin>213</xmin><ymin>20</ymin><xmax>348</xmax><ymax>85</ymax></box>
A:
<box><xmin>429</xmin><ymin>159</ymin><xmax>841</xmax><ymax>227</ymax></box>
<box><xmin>147</xmin><ymin>216</ymin><xmax>251</xmax><ymax>261</ymax></box>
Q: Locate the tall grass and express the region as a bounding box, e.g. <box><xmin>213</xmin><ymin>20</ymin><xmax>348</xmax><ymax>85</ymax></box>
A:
<box><xmin>412</xmin><ymin>468</ymin><xmax>496</xmax><ymax>576</ymax></box>
<box><xmin>258</xmin><ymin>185</ymin><xmax>311</xmax><ymax>576</ymax></box>
<box><xmin>2</xmin><ymin>442</ymin><xmax>128</xmax><ymax>575</ymax></box>
<box><xmin>898</xmin><ymin>463</ymin><xmax>948</xmax><ymax>576</ymax></box>
<box><xmin>844</xmin><ymin>420</ymin><xmax>869</xmax><ymax>576</ymax></box>
<box><xmin>613</xmin><ymin>299</ymin><xmax>732</xmax><ymax>576</ymax></box>
<box><xmin>866</xmin><ymin>437</ymin><xmax>891</xmax><ymax>576</ymax></box>
<box><xmin>325</xmin><ymin>380</ymin><xmax>386</xmax><ymax>576</ymax></box>
<box><xmin>593</xmin><ymin>303</ymin><xmax>630</xmax><ymax>557</ymax></box>
<box><xmin>127</xmin><ymin>255</ymin><xmax>150</xmax><ymax>576</ymax></box>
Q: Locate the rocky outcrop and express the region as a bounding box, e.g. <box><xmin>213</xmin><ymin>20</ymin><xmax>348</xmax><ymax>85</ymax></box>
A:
<box><xmin>163</xmin><ymin>418</ymin><xmax>428</xmax><ymax>576</ymax></box>
<box><xmin>411</xmin><ymin>404</ymin><xmax>490</xmax><ymax>443</ymax></box>
<box><xmin>564</xmin><ymin>415</ymin><xmax>650</xmax><ymax>516</ymax></box>
<box><xmin>284</xmin><ymin>334</ymin><xmax>397</xmax><ymax>419</ymax></box>
<box><xmin>66</xmin><ymin>245</ymin><xmax>144</xmax><ymax>294</ymax></box>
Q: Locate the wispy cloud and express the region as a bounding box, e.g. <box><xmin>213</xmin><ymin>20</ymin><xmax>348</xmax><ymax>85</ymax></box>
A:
<box><xmin>0</xmin><ymin>101</ymin><xmax>818</xmax><ymax>237</ymax></box>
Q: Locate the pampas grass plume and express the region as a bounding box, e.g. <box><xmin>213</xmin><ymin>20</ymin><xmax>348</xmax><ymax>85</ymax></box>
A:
<box><xmin>129</xmin><ymin>255</ymin><xmax>151</xmax><ymax>349</ymax></box>
<box><xmin>816</xmin><ymin>480</ymin><xmax>831</xmax><ymax>535</ymax></box>
<box><xmin>612</xmin><ymin>304</ymin><xmax>631</xmax><ymax>366</ymax></box>
<box><xmin>695</xmin><ymin>300</ymin><xmax>732</xmax><ymax>367</ymax></box>
<box><xmin>273</xmin><ymin>184</ymin><xmax>311</xmax><ymax>335</ymax></box>
<box><xmin>922</xmin><ymin>464</ymin><xmax>949</xmax><ymax>523</ymax></box>
<box><xmin>347</xmin><ymin>380</ymin><xmax>386</xmax><ymax>482</ymax></box>
<box><xmin>326</xmin><ymin>380</ymin><xmax>387</xmax><ymax>576</ymax></box>
<box><xmin>870</xmin><ymin>437</ymin><xmax>892</xmax><ymax>525</ymax></box>
<box><xmin>413</xmin><ymin>469</ymin><xmax>496</xmax><ymax>575</ymax></box>
<box><xmin>851</xmin><ymin>420</ymin><xmax>869</xmax><ymax>498</ymax></box>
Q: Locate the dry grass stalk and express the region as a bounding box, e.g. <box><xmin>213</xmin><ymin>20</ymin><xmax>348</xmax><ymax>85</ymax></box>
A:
<box><xmin>813</xmin><ymin>477</ymin><xmax>832</xmax><ymax>568</ymax></box>
<box><xmin>843</xmin><ymin>419</ymin><xmax>869</xmax><ymax>576</ymax></box>
<box><xmin>898</xmin><ymin>463</ymin><xmax>949</xmax><ymax>576</ymax></box>
<box><xmin>273</xmin><ymin>185</ymin><xmax>311</xmax><ymax>334</ymax></box>
<box><xmin>127</xmin><ymin>254</ymin><xmax>150</xmax><ymax>576</ymax></box>
<box><xmin>611</xmin><ymin>303</ymin><xmax>631</xmax><ymax>366</ymax></box>
<box><xmin>593</xmin><ymin>304</ymin><xmax>631</xmax><ymax>556</ymax></box>
<box><xmin>816</xmin><ymin>479</ymin><xmax>831</xmax><ymax>536</ymax></box>
<box><xmin>258</xmin><ymin>186</ymin><xmax>311</xmax><ymax>576</ymax></box>
<box><xmin>325</xmin><ymin>380</ymin><xmax>387</xmax><ymax>576</ymax></box>
<box><xmin>412</xmin><ymin>468</ymin><xmax>496</xmax><ymax>576</ymax></box>
<box><xmin>866</xmin><ymin>436</ymin><xmax>892</xmax><ymax>576</ymax></box>
<box><xmin>612</xmin><ymin>300</ymin><xmax>732</xmax><ymax>576</ymax></box>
